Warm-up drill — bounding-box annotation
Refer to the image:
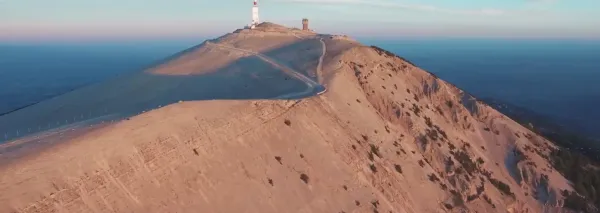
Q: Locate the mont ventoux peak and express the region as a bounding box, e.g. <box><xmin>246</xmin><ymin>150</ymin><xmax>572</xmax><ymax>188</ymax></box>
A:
<box><xmin>0</xmin><ymin>22</ymin><xmax>584</xmax><ymax>213</ymax></box>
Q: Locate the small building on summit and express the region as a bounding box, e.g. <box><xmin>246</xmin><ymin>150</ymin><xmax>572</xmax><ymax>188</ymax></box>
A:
<box><xmin>302</xmin><ymin>18</ymin><xmax>309</xmax><ymax>31</ymax></box>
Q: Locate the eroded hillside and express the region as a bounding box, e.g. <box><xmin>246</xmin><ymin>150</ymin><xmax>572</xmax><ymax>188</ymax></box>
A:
<box><xmin>0</xmin><ymin>23</ymin><xmax>580</xmax><ymax>213</ymax></box>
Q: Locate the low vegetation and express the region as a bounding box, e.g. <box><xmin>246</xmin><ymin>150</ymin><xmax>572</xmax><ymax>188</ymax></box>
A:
<box><xmin>489</xmin><ymin>178</ymin><xmax>514</xmax><ymax>198</ymax></box>
<box><xmin>300</xmin><ymin>173</ymin><xmax>309</xmax><ymax>184</ymax></box>
<box><xmin>369</xmin><ymin>164</ymin><xmax>378</xmax><ymax>173</ymax></box>
<box><xmin>551</xmin><ymin>148</ymin><xmax>600</xmax><ymax>212</ymax></box>
<box><xmin>394</xmin><ymin>164</ymin><xmax>403</xmax><ymax>174</ymax></box>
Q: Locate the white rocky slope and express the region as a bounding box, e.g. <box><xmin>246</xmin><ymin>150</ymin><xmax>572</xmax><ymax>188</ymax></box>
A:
<box><xmin>0</xmin><ymin>23</ymin><xmax>574</xmax><ymax>213</ymax></box>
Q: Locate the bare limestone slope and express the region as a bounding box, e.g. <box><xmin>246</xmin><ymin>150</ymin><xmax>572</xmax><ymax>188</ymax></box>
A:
<box><xmin>0</xmin><ymin>23</ymin><xmax>575</xmax><ymax>213</ymax></box>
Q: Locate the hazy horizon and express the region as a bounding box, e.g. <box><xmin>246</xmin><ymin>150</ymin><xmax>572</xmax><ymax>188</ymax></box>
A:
<box><xmin>2</xmin><ymin>0</ymin><xmax>599</xmax><ymax>41</ymax></box>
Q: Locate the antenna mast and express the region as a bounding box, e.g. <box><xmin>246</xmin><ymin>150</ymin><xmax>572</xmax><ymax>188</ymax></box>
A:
<box><xmin>250</xmin><ymin>0</ymin><xmax>260</xmax><ymax>29</ymax></box>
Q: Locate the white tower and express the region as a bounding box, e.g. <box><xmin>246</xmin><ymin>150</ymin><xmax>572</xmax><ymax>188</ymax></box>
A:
<box><xmin>250</xmin><ymin>0</ymin><xmax>260</xmax><ymax>29</ymax></box>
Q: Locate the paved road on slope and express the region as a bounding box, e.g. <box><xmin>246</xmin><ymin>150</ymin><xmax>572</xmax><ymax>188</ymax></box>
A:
<box><xmin>206</xmin><ymin>41</ymin><xmax>325</xmax><ymax>99</ymax></box>
<box><xmin>316</xmin><ymin>38</ymin><xmax>326</xmax><ymax>85</ymax></box>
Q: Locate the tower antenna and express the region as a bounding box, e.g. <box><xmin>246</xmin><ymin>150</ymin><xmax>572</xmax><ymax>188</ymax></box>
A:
<box><xmin>250</xmin><ymin>0</ymin><xmax>260</xmax><ymax>29</ymax></box>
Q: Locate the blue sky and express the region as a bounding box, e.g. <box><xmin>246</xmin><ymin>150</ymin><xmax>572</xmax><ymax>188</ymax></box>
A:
<box><xmin>1</xmin><ymin>0</ymin><xmax>598</xmax><ymax>41</ymax></box>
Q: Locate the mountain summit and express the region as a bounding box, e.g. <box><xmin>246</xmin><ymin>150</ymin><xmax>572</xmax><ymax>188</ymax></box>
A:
<box><xmin>0</xmin><ymin>23</ymin><xmax>579</xmax><ymax>213</ymax></box>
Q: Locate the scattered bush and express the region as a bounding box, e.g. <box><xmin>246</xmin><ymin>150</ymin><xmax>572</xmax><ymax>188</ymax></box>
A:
<box><xmin>300</xmin><ymin>173</ymin><xmax>310</xmax><ymax>184</ymax></box>
<box><xmin>489</xmin><ymin>178</ymin><xmax>514</xmax><ymax>197</ymax></box>
<box><xmin>424</xmin><ymin>116</ymin><xmax>433</xmax><ymax>128</ymax></box>
<box><xmin>369</xmin><ymin>164</ymin><xmax>378</xmax><ymax>173</ymax></box>
<box><xmin>284</xmin><ymin>119</ymin><xmax>291</xmax><ymax>126</ymax></box>
<box><xmin>562</xmin><ymin>190</ymin><xmax>589</xmax><ymax>212</ymax></box>
<box><xmin>418</xmin><ymin>160</ymin><xmax>425</xmax><ymax>167</ymax></box>
<box><xmin>268</xmin><ymin>178</ymin><xmax>274</xmax><ymax>186</ymax></box>
<box><xmin>394</xmin><ymin>164</ymin><xmax>402</xmax><ymax>173</ymax></box>
<box><xmin>477</xmin><ymin>157</ymin><xmax>485</xmax><ymax>164</ymax></box>
<box><xmin>444</xmin><ymin>204</ymin><xmax>453</xmax><ymax>210</ymax></box>
<box><xmin>275</xmin><ymin>156</ymin><xmax>282</xmax><ymax>164</ymax></box>
<box><xmin>453</xmin><ymin>150</ymin><xmax>477</xmax><ymax>175</ymax></box>
<box><xmin>371</xmin><ymin>200</ymin><xmax>380</xmax><ymax>208</ymax></box>
<box><xmin>193</xmin><ymin>148</ymin><xmax>199</xmax><ymax>156</ymax></box>
<box><xmin>428</xmin><ymin>174</ymin><xmax>440</xmax><ymax>182</ymax></box>
<box><xmin>440</xmin><ymin>183</ymin><xmax>448</xmax><ymax>190</ymax></box>
<box><xmin>450</xmin><ymin>190</ymin><xmax>464</xmax><ymax>206</ymax></box>
<box><xmin>552</xmin><ymin>148</ymin><xmax>600</xmax><ymax>211</ymax></box>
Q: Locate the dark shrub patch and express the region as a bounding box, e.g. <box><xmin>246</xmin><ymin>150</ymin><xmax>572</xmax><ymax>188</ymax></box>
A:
<box><xmin>284</xmin><ymin>119</ymin><xmax>291</xmax><ymax>126</ymax></box>
<box><xmin>369</xmin><ymin>144</ymin><xmax>381</xmax><ymax>157</ymax></box>
<box><xmin>369</xmin><ymin>164</ymin><xmax>378</xmax><ymax>173</ymax></box>
<box><xmin>371</xmin><ymin>200</ymin><xmax>380</xmax><ymax>208</ymax></box>
<box><xmin>483</xmin><ymin>127</ymin><xmax>491</xmax><ymax>131</ymax></box>
<box><xmin>489</xmin><ymin>178</ymin><xmax>514</xmax><ymax>197</ymax></box>
<box><xmin>446</xmin><ymin>100</ymin><xmax>454</xmax><ymax>108</ymax></box>
<box><xmin>562</xmin><ymin>190</ymin><xmax>588</xmax><ymax>212</ymax></box>
<box><xmin>268</xmin><ymin>178</ymin><xmax>274</xmax><ymax>186</ymax></box>
<box><xmin>444</xmin><ymin>204</ymin><xmax>453</xmax><ymax>209</ymax></box>
<box><xmin>193</xmin><ymin>148</ymin><xmax>199</xmax><ymax>156</ymax></box>
<box><xmin>275</xmin><ymin>156</ymin><xmax>282</xmax><ymax>164</ymax></box>
<box><xmin>394</xmin><ymin>164</ymin><xmax>402</xmax><ymax>173</ymax></box>
<box><xmin>300</xmin><ymin>173</ymin><xmax>310</xmax><ymax>184</ymax></box>
<box><xmin>449</xmin><ymin>143</ymin><xmax>456</xmax><ymax>150</ymax></box>
<box><xmin>428</xmin><ymin>174</ymin><xmax>440</xmax><ymax>182</ymax></box>
<box><xmin>450</xmin><ymin>190</ymin><xmax>464</xmax><ymax>206</ymax></box>
<box><xmin>477</xmin><ymin>157</ymin><xmax>485</xmax><ymax>164</ymax></box>
<box><xmin>453</xmin><ymin>150</ymin><xmax>477</xmax><ymax>175</ymax></box>
<box><xmin>418</xmin><ymin>160</ymin><xmax>425</xmax><ymax>167</ymax></box>
<box><xmin>440</xmin><ymin>183</ymin><xmax>448</xmax><ymax>190</ymax></box>
<box><xmin>424</xmin><ymin>116</ymin><xmax>433</xmax><ymax>128</ymax></box>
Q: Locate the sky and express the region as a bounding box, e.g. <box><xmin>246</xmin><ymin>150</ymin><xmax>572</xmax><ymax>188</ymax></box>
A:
<box><xmin>1</xmin><ymin>0</ymin><xmax>599</xmax><ymax>41</ymax></box>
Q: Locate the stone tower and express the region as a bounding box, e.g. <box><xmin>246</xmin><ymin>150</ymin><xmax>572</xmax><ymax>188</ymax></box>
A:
<box><xmin>302</xmin><ymin>18</ymin><xmax>309</xmax><ymax>31</ymax></box>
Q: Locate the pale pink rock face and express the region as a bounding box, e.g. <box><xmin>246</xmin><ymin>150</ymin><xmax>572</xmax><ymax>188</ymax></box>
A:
<box><xmin>0</xmin><ymin>23</ymin><xmax>571</xmax><ymax>213</ymax></box>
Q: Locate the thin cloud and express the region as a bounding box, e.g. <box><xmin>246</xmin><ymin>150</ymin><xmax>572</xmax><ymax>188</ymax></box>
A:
<box><xmin>282</xmin><ymin>0</ymin><xmax>508</xmax><ymax>16</ymax></box>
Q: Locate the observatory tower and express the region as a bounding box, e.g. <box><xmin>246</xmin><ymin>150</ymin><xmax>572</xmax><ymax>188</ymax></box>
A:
<box><xmin>302</xmin><ymin>18</ymin><xmax>309</xmax><ymax>31</ymax></box>
<box><xmin>250</xmin><ymin>0</ymin><xmax>260</xmax><ymax>29</ymax></box>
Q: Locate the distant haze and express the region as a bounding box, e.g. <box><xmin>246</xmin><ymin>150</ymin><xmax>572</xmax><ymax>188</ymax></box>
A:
<box><xmin>1</xmin><ymin>0</ymin><xmax>600</xmax><ymax>41</ymax></box>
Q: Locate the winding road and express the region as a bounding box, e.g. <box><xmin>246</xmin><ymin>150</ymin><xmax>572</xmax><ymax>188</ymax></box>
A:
<box><xmin>206</xmin><ymin>37</ymin><xmax>327</xmax><ymax>99</ymax></box>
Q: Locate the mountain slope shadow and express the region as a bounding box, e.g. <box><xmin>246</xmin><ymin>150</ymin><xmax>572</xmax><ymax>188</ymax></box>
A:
<box><xmin>0</xmin><ymin>39</ymin><xmax>324</xmax><ymax>143</ymax></box>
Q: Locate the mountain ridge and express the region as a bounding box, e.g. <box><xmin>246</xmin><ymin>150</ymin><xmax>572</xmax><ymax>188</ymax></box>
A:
<box><xmin>0</xmin><ymin>23</ymin><xmax>589</xmax><ymax>213</ymax></box>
